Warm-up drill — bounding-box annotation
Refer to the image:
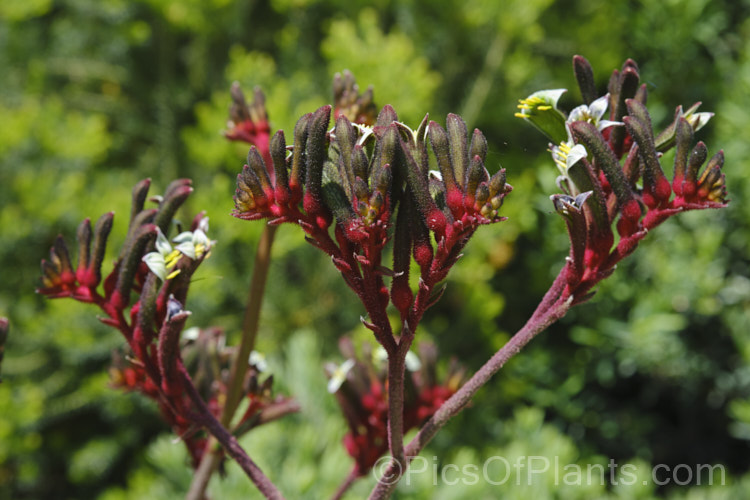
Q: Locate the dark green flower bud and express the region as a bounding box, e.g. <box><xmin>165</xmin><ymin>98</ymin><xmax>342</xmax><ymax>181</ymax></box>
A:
<box><xmin>672</xmin><ymin>117</ymin><xmax>694</xmax><ymax>193</ymax></box>
<box><xmin>447</xmin><ymin>114</ymin><xmax>469</xmax><ymax>189</ymax></box>
<box><xmin>130</xmin><ymin>178</ymin><xmax>151</xmax><ymax>224</ymax></box>
<box><xmin>76</xmin><ymin>218</ymin><xmax>92</xmax><ymax>273</ymax></box>
<box><xmin>155</xmin><ymin>180</ymin><xmax>193</xmax><ymax>234</ymax></box>
<box><xmin>428</xmin><ymin>121</ymin><xmax>457</xmax><ymax>193</ymax></box>
<box><xmin>270</xmin><ymin>130</ymin><xmax>289</xmax><ymax>190</ymax></box>
<box><xmin>569</xmin><ymin>121</ymin><xmax>633</xmax><ymax>209</ymax></box>
<box><xmin>349</xmin><ymin>145</ymin><xmax>368</xmax><ymax>182</ymax></box>
<box><xmin>290</xmin><ymin>113</ymin><xmax>312</xmax><ymax>197</ymax></box>
<box><xmin>247</xmin><ymin>146</ymin><xmax>273</xmax><ymax>194</ymax></box>
<box><xmin>573</xmin><ymin>55</ymin><xmax>597</xmax><ymax>105</ymax></box>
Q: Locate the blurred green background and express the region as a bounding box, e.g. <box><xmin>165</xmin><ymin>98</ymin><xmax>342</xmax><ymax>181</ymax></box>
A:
<box><xmin>1</xmin><ymin>0</ymin><xmax>750</xmax><ymax>498</ymax></box>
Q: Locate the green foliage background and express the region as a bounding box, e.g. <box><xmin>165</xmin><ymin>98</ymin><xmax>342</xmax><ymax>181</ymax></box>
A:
<box><xmin>1</xmin><ymin>0</ymin><xmax>749</xmax><ymax>498</ymax></box>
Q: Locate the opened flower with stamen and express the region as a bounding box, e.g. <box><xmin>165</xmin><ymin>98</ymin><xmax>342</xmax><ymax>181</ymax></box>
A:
<box><xmin>515</xmin><ymin>89</ymin><xmax>569</xmax><ymax>145</ymax></box>
<box><xmin>142</xmin><ymin>229</ymin><xmax>182</xmax><ymax>281</ymax></box>
<box><xmin>567</xmin><ymin>93</ymin><xmax>622</xmax><ymax>131</ymax></box>
<box><xmin>172</xmin><ymin>217</ymin><xmax>214</xmax><ymax>260</ymax></box>
<box><xmin>536</xmin><ymin>93</ymin><xmax>622</xmax><ymax>195</ymax></box>
<box><xmin>142</xmin><ymin>219</ymin><xmax>215</xmax><ymax>281</ymax></box>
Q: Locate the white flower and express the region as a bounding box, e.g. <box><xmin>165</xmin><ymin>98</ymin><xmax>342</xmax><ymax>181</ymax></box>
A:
<box><xmin>567</xmin><ymin>94</ymin><xmax>621</xmax><ymax>132</ymax></box>
<box><xmin>172</xmin><ymin>217</ymin><xmax>214</xmax><ymax>260</ymax></box>
<box><xmin>515</xmin><ymin>89</ymin><xmax>569</xmax><ymax>144</ymax></box>
<box><xmin>182</xmin><ymin>327</ymin><xmax>201</xmax><ymax>341</ymax></box>
<box><xmin>551</xmin><ymin>142</ymin><xmax>588</xmax><ymax>177</ymax></box>
<box><xmin>248</xmin><ymin>350</ymin><xmax>268</xmax><ymax>372</ymax></box>
<box><xmin>680</xmin><ymin>102</ymin><xmax>713</xmax><ymax>132</ymax></box>
<box><xmin>142</xmin><ymin>219</ymin><xmax>215</xmax><ymax>281</ymax></box>
<box><xmin>404</xmin><ymin>350</ymin><xmax>422</xmax><ymax>371</ymax></box>
<box><xmin>375</xmin><ymin>346</ymin><xmax>422</xmax><ymax>371</ymax></box>
<box><xmin>142</xmin><ymin>229</ymin><xmax>182</xmax><ymax>281</ymax></box>
<box><xmin>516</xmin><ymin>89</ymin><xmax>568</xmax><ymax>116</ymax></box>
<box><xmin>327</xmin><ymin>358</ymin><xmax>356</xmax><ymax>394</ymax></box>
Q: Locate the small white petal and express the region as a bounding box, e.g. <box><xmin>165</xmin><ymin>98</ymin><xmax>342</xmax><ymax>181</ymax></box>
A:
<box><xmin>155</xmin><ymin>229</ymin><xmax>172</xmax><ymax>256</ymax></box>
<box><xmin>198</xmin><ymin>217</ymin><xmax>210</xmax><ymax>234</ymax></box>
<box><xmin>567</xmin><ymin>104</ymin><xmax>590</xmax><ymax>123</ymax></box>
<box><xmin>174</xmin><ymin>241</ymin><xmax>197</xmax><ymax>259</ymax></box>
<box><xmin>530</xmin><ymin>88</ymin><xmax>567</xmax><ymax>108</ymax></box>
<box><xmin>597</xmin><ymin>120</ymin><xmax>623</xmax><ymax>131</ymax></box>
<box><xmin>248</xmin><ymin>350</ymin><xmax>268</xmax><ymax>372</ymax></box>
<box><xmin>172</xmin><ymin>231</ymin><xmax>194</xmax><ymax>244</ymax></box>
<box><xmin>192</xmin><ymin>229</ymin><xmax>211</xmax><ymax>247</ymax></box>
<box><xmin>142</xmin><ymin>252</ymin><xmax>167</xmax><ymax>281</ymax></box>
<box><xmin>687</xmin><ymin>112</ymin><xmax>714</xmax><ymax>132</ymax></box>
<box><xmin>588</xmin><ymin>94</ymin><xmax>610</xmax><ymax>121</ymax></box>
<box><xmin>566</xmin><ymin>144</ymin><xmax>588</xmax><ymax>169</ymax></box>
<box><xmin>405</xmin><ymin>351</ymin><xmax>422</xmax><ymax>371</ymax></box>
<box><xmin>327</xmin><ymin>359</ymin><xmax>356</xmax><ymax>394</ymax></box>
<box><xmin>182</xmin><ymin>327</ymin><xmax>200</xmax><ymax>341</ymax></box>
<box><xmin>374</xmin><ymin>346</ymin><xmax>388</xmax><ymax>364</ymax></box>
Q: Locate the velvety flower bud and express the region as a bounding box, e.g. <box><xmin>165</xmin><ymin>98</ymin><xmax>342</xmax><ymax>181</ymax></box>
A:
<box><xmin>130</xmin><ymin>178</ymin><xmax>152</xmax><ymax>224</ymax></box>
<box><xmin>446</xmin><ymin>114</ymin><xmax>469</xmax><ymax>190</ymax></box>
<box><xmin>155</xmin><ymin>180</ymin><xmax>193</xmax><ymax>234</ymax></box>
<box><xmin>569</xmin><ymin>121</ymin><xmax>633</xmax><ymax>209</ymax></box>
<box><xmin>247</xmin><ymin>146</ymin><xmax>273</xmax><ymax>197</ymax></box>
<box><xmin>573</xmin><ymin>55</ymin><xmax>597</xmax><ymax>104</ymax></box>
<box><xmin>351</xmin><ymin>145</ymin><xmax>369</xmax><ymax>182</ymax></box>
<box><xmin>469</xmin><ymin>128</ymin><xmax>488</xmax><ymax>165</ymax></box>
<box><xmin>672</xmin><ymin>117</ymin><xmax>694</xmax><ymax>195</ymax></box>
<box><xmin>289</xmin><ymin>113</ymin><xmax>312</xmax><ymax>199</ymax></box>
<box><xmin>270</xmin><ymin>130</ymin><xmax>290</xmax><ymax>202</ymax></box>
<box><xmin>353</xmin><ymin>176</ymin><xmax>370</xmax><ymax>202</ymax></box>
<box><xmin>303</xmin><ymin>105</ymin><xmax>332</xmax><ymax>222</ymax></box>
<box><xmin>90</xmin><ymin>212</ymin><xmax>114</xmax><ymax>286</ymax></box>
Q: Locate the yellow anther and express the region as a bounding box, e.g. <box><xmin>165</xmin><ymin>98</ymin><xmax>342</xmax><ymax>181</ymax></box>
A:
<box><xmin>195</xmin><ymin>243</ymin><xmax>206</xmax><ymax>258</ymax></box>
<box><xmin>165</xmin><ymin>249</ymin><xmax>181</xmax><ymax>268</ymax></box>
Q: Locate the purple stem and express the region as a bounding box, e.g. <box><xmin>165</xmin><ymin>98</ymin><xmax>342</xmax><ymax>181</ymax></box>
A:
<box><xmin>368</xmin><ymin>265</ymin><xmax>574</xmax><ymax>500</ymax></box>
<box><xmin>179</xmin><ymin>364</ymin><xmax>285</xmax><ymax>499</ymax></box>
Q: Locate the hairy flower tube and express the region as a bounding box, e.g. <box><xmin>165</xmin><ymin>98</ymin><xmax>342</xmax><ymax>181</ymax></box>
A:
<box><xmin>325</xmin><ymin>338</ymin><xmax>464</xmax><ymax>476</ymax></box>
<box><xmin>517</xmin><ymin>56</ymin><xmax>728</xmax><ymax>303</ymax></box>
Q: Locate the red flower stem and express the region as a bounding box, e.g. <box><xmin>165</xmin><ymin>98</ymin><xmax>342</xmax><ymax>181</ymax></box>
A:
<box><xmin>528</xmin><ymin>262</ymin><xmax>569</xmax><ymax>323</ymax></box>
<box><xmin>330</xmin><ymin>466</ymin><xmax>360</xmax><ymax>500</ymax></box>
<box><xmin>368</xmin><ymin>264</ymin><xmax>574</xmax><ymax>500</ymax></box>
<box><xmin>380</xmin><ymin>228</ymin><xmax>474</xmax><ymax>476</ymax></box>
<box><xmin>179</xmin><ymin>363</ymin><xmax>285</xmax><ymax>500</ymax></box>
<box><xmin>386</xmin><ymin>345</ymin><xmax>407</xmax><ymax>470</ymax></box>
